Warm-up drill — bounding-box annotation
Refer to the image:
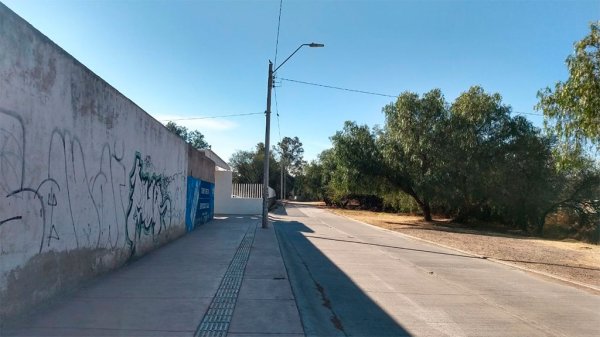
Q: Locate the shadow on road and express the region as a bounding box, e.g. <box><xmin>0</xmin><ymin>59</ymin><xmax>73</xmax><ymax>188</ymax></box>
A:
<box><xmin>303</xmin><ymin>235</ymin><xmax>600</xmax><ymax>272</ymax></box>
<box><xmin>305</xmin><ymin>234</ymin><xmax>483</xmax><ymax>259</ymax></box>
<box><xmin>273</xmin><ymin>218</ymin><xmax>413</xmax><ymax>337</ymax></box>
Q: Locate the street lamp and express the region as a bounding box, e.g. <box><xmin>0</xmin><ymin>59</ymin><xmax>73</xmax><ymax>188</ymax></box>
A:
<box><xmin>262</xmin><ymin>42</ymin><xmax>324</xmax><ymax>228</ymax></box>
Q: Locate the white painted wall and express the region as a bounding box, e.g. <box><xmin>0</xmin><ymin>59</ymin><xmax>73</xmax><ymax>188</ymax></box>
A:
<box><xmin>214</xmin><ymin>170</ymin><xmax>262</xmax><ymax>215</ymax></box>
<box><xmin>0</xmin><ymin>5</ymin><xmax>189</xmax><ymax>320</ymax></box>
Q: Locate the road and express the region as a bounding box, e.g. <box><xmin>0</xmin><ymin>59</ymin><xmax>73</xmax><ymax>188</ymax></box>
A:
<box><xmin>273</xmin><ymin>203</ymin><xmax>600</xmax><ymax>337</ymax></box>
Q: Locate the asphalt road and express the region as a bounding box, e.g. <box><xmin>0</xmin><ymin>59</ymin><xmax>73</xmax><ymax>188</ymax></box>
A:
<box><xmin>273</xmin><ymin>203</ymin><xmax>600</xmax><ymax>337</ymax></box>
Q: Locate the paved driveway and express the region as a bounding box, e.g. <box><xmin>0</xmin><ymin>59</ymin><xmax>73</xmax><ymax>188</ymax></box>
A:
<box><xmin>274</xmin><ymin>204</ymin><xmax>600</xmax><ymax>337</ymax></box>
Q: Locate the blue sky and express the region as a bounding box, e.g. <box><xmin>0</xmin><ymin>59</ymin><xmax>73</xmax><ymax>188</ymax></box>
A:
<box><xmin>3</xmin><ymin>0</ymin><xmax>599</xmax><ymax>162</ymax></box>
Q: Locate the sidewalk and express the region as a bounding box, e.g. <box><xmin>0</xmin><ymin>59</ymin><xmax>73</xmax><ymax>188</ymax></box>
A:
<box><xmin>2</xmin><ymin>215</ymin><xmax>304</xmax><ymax>337</ymax></box>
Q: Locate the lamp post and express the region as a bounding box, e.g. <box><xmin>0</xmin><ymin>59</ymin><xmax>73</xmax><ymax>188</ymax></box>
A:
<box><xmin>262</xmin><ymin>42</ymin><xmax>324</xmax><ymax>229</ymax></box>
<box><xmin>280</xmin><ymin>155</ymin><xmax>284</xmax><ymax>202</ymax></box>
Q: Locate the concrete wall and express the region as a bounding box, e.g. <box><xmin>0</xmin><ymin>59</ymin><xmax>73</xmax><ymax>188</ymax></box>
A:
<box><xmin>187</xmin><ymin>144</ymin><xmax>215</xmax><ymax>183</ymax></box>
<box><xmin>185</xmin><ymin>145</ymin><xmax>215</xmax><ymax>231</ymax></box>
<box><xmin>215</xmin><ymin>170</ymin><xmax>262</xmax><ymax>215</ymax></box>
<box><xmin>186</xmin><ymin>176</ymin><xmax>214</xmax><ymax>231</ymax></box>
<box><xmin>0</xmin><ymin>4</ymin><xmax>214</xmax><ymax>321</ymax></box>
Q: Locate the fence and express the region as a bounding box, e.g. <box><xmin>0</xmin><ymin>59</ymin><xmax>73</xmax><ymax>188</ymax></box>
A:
<box><xmin>232</xmin><ymin>183</ymin><xmax>263</xmax><ymax>199</ymax></box>
<box><xmin>231</xmin><ymin>184</ymin><xmax>277</xmax><ymax>200</ymax></box>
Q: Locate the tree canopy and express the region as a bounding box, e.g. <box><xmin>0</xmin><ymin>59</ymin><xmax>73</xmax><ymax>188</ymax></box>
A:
<box><xmin>277</xmin><ymin>136</ymin><xmax>306</xmax><ymax>176</ymax></box>
<box><xmin>292</xmin><ymin>86</ymin><xmax>599</xmax><ymax>242</ymax></box>
<box><xmin>165</xmin><ymin>121</ymin><xmax>210</xmax><ymax>150</ymax></box>
<box><xmin>537</xmin><ymin>21</ymin><xmax>600</xmax><ymax>163</ymax></box>
<box><xmin>229</xmin><ymin>138</ymin><xmax>305</xmax><ymax>199</ymax></box>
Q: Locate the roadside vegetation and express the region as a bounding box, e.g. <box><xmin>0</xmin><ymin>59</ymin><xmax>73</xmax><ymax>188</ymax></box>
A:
<box><xmin>295</xmin><ymin>22</ymin><xmax>600</xmax><ymax>244</ymax></box>
<box><xmin>166</xmin><ymin>121</ymin><xmax>211</xmax><ymax>150</ymax></box>
<box><xmin>232</xmin><ymin>23</ymin><xmax>599</xmax><ymax>244</ymax></box>
<box><xmin>229</xmin><ymin>136</ymin><xmax>306</xmax><ymax>201</ymax></box>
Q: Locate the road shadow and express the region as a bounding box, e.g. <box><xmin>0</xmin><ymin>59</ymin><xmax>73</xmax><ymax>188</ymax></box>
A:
<box><xmin>303</xmin><ymin>235</ymin><xmax>600</xmax><ymax>272</ymax></box>
<box><xmin>283</xmin><ymin>203</ymin><xmax>599</xmax><ymax>274</ymax></box>
<box><xmin>274</xmin><ymin>218</ymin><xmax>412</xmax><ymax>337</ymax></box>
<box><xmin>271</xmin><ymin>202</ymin><xmax>288</xmax><ymax>216</ymax></box>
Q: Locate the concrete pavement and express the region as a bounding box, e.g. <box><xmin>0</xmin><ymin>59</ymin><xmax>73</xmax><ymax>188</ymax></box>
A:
<box><xmin>5</xmin><ymin>204</ymin><xmax>599</xmax><ymax>337</ymax></box>
<box><xmin>2</xmin><ymin>215</ymin><xmax>303</xmax><ymax>337</ymax></box>
<box><xmin>274</xmin><ymin>203</ymin><xmax>600</xmax><ymax>337</ymax></box>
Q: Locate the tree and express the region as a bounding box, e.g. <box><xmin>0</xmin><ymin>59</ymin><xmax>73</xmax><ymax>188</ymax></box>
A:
<box><xmin>229</xmin><ymin>149</ymin><xmax>262</xmax><ymax>184</ymax></box>
<box><xmin>541</xmin><ymin>163</ymin><xmax>600</xmax><ymax>242</ymax></box>
<box><xmin>276</xmin><ymin>136</ymin><xmax>305</xmax><ymax>198</ymax></box>
<box><xmin>537</xmin><ymin>22</ymin><xmax>600</xmax><ymax>163</ymax></box>
<box><xmin>165</xmin><ymin>121</ymin><xmax>210</xmax><ymax>150</ymax></box>
<box><xmin>277</xmin><ymin>137</ymin><xmax>305</xmax><ymax>176</ymax></box>
<box><xmin>381</xmin><ymin>89</ymin><xmax>449</xmax><ymax>221</ymax></box>
<box><xmin>166</xmin><ymin>121</ymin><xmax>188</xmax><ymax>139</ymax></box>
<box><xmin>228</xmin><ymin>143</ymin><xmax>282</xmax><ymax>196</ymax></box>
<box><xmin>445</xmin><ymin>87</ymin><xmax>558</xmax><ymax>232</ymax></box>
<box><xmin>329</xmin><ymin>122</ymin><xmax>384</xmax><ymax>202</ymax></box>
<box><xmin>325</xmin><ymin>87</ymin><xmax>561</xmax><ymax>229</ymax></box>
<box><xmin>316</xmin><ymin>149</ymin><xmax>339</xmax><ymax>204</ymax></box>
<box><xmin>300</xmin><ymin>84</ymin><xmax>597</xmax><ymax>240</ymax></box>
<box><xmin>295</xmin><ymin>160</ymin><xmax>324</xmax><ymax>201</ymax></box>
<box><xmin>188</xmin><ymin>130</ymin><xmax>210</xmax><ymax>150</ymax></box>
<box><xmin>445</xmin><ymin>86</ymin><xmax>515</xmax><ymax>219</ymax></box>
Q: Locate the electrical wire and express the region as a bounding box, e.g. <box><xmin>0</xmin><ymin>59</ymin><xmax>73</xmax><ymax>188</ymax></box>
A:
<box><xmin>273</xmin><ymin>0</ymin><xmax>284</xmax><ymax>147</ymax></box>
<box><xmin>273</xmin><ymin>0</ymin><xmax>283</xmax><ymax>69</ymax></box>
<box><xmin>279</xmin><ymin>77</ymin><xmax>543</xmax><ymax>116</ymax></box>
<box><xmin>514</xmin><ymin>111</ymin><xmax>543</xmax><ymax>116</ymax></box>
<box><xmin>160</xmin><ymin>112</ymin><xmax>263</xmax><ymax>122</ymax></box>
<box><xmin>280</xmin><ymin>77</ymin><xmax>398</xmax><ymax>98</ymax></box>
<box><xmin>275</xmin><ymin>86</ymin><xmax>282</xmax><ymax>143</ymax></box>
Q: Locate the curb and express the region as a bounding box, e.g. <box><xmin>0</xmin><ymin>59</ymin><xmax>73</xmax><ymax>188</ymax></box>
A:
<box><xmin>328</xmin><ymin>209</ymin><xmax>600</xmax><ymax>295</ymax></box>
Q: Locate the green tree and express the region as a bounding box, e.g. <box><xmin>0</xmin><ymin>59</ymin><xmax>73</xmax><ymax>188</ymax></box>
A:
<box><xmin>329</xmin><ymin>121</ymin><xmax>384</xmax><ymax>203</ymax></box>
<box><xmin>229</xmin><ymin>143</ymin><xmax>282</xmax><ymax>196</ymax></box>
<box><xmin>277</xmin><ymin>136</ymin><xmax>305</xmax><ymax>176</ymax></box>
<box><xmin>165</xmin><ymin>121</ymin><xmax>210</xmax><ymax>150</ymax></box>
<box><xmin>316</xmin><ymin>149</ymin><xmax>339</xmax><ymax>204</ymax></box>
<box><xmin>275</xmin><ymin>136</ymin><xmax>305</xmax><ymax>198</ymax></box>
<box><xmin>166</xmin><ymin>121</ymin><xmax>188</xmax><ymax>138</ymax></box>
<box><xmin>188</xmin><ymin>130</ymin><xmax>210</xmax><ymax>150</ymax></box>
<box><xmin>326</xmin><ymin>87</ymin><xmax>561</xmax><ymax>229</ymax></box>
<box><xmin>446</xmin><ymin>86</ymin><xmax>515</xmax><ymax>219</ymax></box>
<box><xmin>447</xmin><ymin>87</ymin><xmax>557</xmax><ymax>233</ymax></box>
<box><xmin>229</xmin><ymin>149</ymin><xmax>262</xmax><ymax>184</ymax></box>
<box><xmin>537</xmin><ymin>22</ymin><xmax>600</xmax><ymax>163</ymax></box>
<box><xmin>381</xmin><ymin>89</ymin><xmax>449</xmax><ymax>221</ymax></box>
<box><xmin>543</xmin><ymin>165</ymin><xmax>600</xmax><ymax>242</ymax></box>
<box><xmin>295</xmin><ymin>160</ymin><xmax>324</xmax><ymax>201</ymax></box>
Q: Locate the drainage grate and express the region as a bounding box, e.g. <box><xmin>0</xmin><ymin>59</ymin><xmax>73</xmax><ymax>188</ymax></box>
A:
<box><xmin>194</xmin><ymin>223</ymin><xmax>257</xmax><ymax>337</ymax></box>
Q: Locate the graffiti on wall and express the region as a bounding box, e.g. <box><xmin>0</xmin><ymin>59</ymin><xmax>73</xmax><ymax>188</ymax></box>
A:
<box><xmin>185</xmin><ymin>176</ymin><xmax>214</xmax><ymax>232</ymax></box>
<box><xmin>0</xmin><ymin>108</ymin><xmax>183</xmax><ymax>259</ymax></box>
<box><xmin>125</xmin><ymin>152</ymin><xmax>174</xmax><ymax>255</ymax></box>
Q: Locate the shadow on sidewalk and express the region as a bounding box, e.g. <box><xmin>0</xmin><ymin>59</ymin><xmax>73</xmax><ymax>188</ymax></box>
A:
<box><xmin>274</xmin><ymin>218</ymin><xmax>412</xmax><ymax>337</ymax></box>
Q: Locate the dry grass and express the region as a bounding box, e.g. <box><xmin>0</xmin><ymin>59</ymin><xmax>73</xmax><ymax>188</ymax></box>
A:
<box><xmin>326</xmin><ymin>207</ymin><xmax>600</xmax><ymax>290</ymax></box>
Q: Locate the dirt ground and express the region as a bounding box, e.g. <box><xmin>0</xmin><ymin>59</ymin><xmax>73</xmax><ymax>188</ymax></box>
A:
<box><xmin>293</xmin><ymin>203</ymin><xmax>600</xmax><ymax>290</ymax></box>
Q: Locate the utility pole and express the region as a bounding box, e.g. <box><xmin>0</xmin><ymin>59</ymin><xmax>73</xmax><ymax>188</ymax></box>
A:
<box><xmin>261</xmin><ymin>43</ymin><xmax>324</xmax><ymax>229</ymax></box>
<box><xmin>262</xmin><ymin>61</ymin><xmax>273</xmax><ymax>229</ymax></box>
<box><xmin>280</xmin><ymin>155</ymin><xmax>284</xmax><ymax>201</ymax></box>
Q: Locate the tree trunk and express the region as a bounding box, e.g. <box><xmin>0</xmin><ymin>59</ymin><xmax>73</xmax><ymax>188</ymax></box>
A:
<box><xmin>401</xmin><ymin>187</ymin><xmax>432</xmax><ymax>222</ymax></box>
<box><xmin>422</xmin><ymin>201</ymin><xmax>432</xmax><ymax>221</ymax></box>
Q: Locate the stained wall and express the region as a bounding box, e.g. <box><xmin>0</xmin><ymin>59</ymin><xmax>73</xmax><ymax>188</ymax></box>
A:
<box><xmin>0</xmin><ymin>4</ymin><xmax>213</xmax><ymax>321</ymax></box>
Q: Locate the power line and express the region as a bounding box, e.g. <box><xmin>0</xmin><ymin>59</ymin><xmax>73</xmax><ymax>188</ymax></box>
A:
<box><xmin>160</xmin><ymin>112</ymin><xmax>263</xmax><ymax>122</ymax></box>
<box><xmin>279</xmin><ymin>77</ymin><xmax>544</xmax><ymax>116</ymax></box>
<box><xmin>273</xmin><ymin>0</ymin><xmax>285</xmax><ymax>200</ymax></box>
<box><xmin>275</xmin><ymin>86</ymin><xmax>282</xmax><ymax>143</ymax></box>
<box><xmin>273</xmin><ymin>0</ymin><xmax>283</xmax><ymax>146</ymax></box>
<box><xmin>280</xmin><ymin>77</ymin><xmax>398</xmax><ymax>98</ymax></box>
<box><xmin>514</xmin><ymin>111</ymin><xmax>543</xmax><ymax>116</ymax></box>
<box><xmin>273</xmin><ymin>0</ymin><xmax>283</xmax><ymax>68</ymax></box>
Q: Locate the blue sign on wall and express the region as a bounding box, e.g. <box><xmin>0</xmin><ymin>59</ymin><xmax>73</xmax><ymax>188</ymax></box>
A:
<box><xmin>185</xmin><ymin>176</ymin><xmax>214</xmax><ymax>232</ymax></box>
